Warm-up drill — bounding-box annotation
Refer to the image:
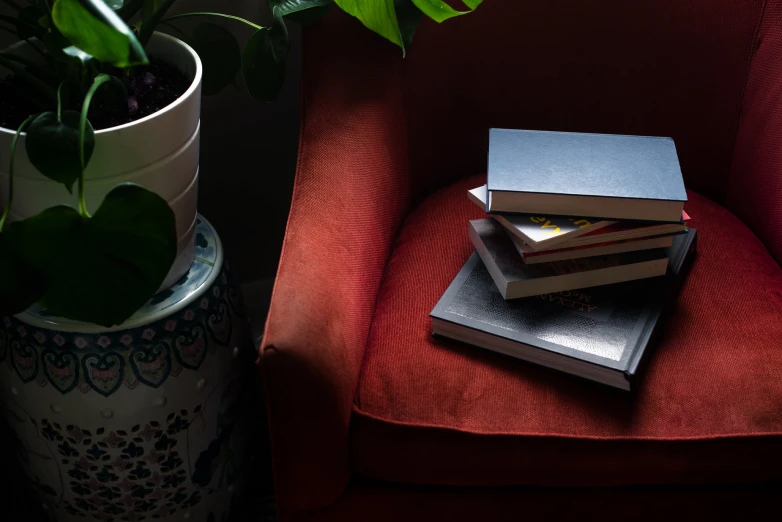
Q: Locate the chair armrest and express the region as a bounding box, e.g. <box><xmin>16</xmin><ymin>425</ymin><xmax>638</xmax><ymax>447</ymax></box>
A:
<box><xmin>727</xmin><ymin>1</ymin><xmax>782</xmax><ymax>264</ymax></box>
<box><xmin>259</xmin><ymin>15</ymin><xmax>409</xmax><ymax>513</ymax></box>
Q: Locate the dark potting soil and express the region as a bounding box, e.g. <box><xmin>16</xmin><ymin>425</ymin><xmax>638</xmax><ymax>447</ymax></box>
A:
<box><xmin>0</xmin><ymin>58</ymin><xmax>190</xmax><ymax>131</ymax></box>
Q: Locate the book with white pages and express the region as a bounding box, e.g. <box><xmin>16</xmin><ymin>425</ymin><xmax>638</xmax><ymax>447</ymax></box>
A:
<box><xmin>468</xmin><ymin>218</ymin><xmax>670</xmax><ymax>299</ymax></box>
<box><xmin>510</xmin><ymin>233</ymin><xmax>675</xmax><ymax>264</ymax></box>
<box><xmin>469</xmin><ymin>185</ymin><xmax>689</xmax><ymax>252</ymax></box>
<box><xmin>468</xmin><ymin>185</ymin><xmax>616</xmax><ymax>250</ymax></box>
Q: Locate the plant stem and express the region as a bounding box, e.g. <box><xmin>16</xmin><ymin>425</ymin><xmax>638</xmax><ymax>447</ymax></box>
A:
<box><xmin>77</xmin><ymin>74</ymin><xmax>111</xmax><ymax>218</ymax></box>
<box><xmin>161</xmin><ymin>12</ymin><xmax>263</xmax><ymax>30</ymax></box>
<box><xmin>0</xmin><ymin>115</ymin><xmax>37</xmax><ymax>232</ymax></box>
<box><xmin>57</xmin><ymin>82</ymin><xmax>64</xmax><ymax>121</ymax></box>
<box><xmin>0</xmin><ymin>55</ymin><xmax>57</xmax><ymax>104</ymax></box>
<box><xmin>138</xmin><ymin>0</ymin><xmax>178</xmax><ymax>46</ymax></box>
<box><xmin>39</xmin><ymin>0</ymin><xmax>53</xmax><ymax>27</ymax></box>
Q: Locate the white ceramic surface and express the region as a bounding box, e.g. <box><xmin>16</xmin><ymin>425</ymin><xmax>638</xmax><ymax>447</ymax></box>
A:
<box><xmin>0</xmin><ymin>217</ymin><xmax>253</xmax><ymax>522</ymax></box>
<box><xmin>0</xmin><ymin>33</ymin><xmax>203</xmax><ymax>290</ymax></box>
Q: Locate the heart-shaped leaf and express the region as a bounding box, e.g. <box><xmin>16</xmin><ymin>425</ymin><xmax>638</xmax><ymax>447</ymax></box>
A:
<box><xmin>52</xmin><ymin>0</ymin><xmax>148</xmax><ymax>67</ymax></box>
<box><xmin>334</xmin><ymin>0</ymin><xmax>403</xmax><ymax>51</ymax></box>
<box><xmin>395</xmin><ymin>0</ymin><xmax>423</xmax><ymax>48</ymax></box>
<box><xmin>411</xmin><ymin>0</ymin><xmax>482</xmax><ymax>23</ymax></box>
<box><xmin>25</xmin><ymin>111</ymin><xmax>95</xmax><ymax>194</ymax></box>
<box><xmin>9</xmin><ymin>184</ymin><xmax>177</xmax><ymax>327</ymax></box>
<box><xmin>0</xmin><ymin>232</ymin><xmax>48</xmax><ymax>317</ymax></box>
<box><xmin>242</xmin><ymin>7</ymin><xmax>289</xmax><ymax>102</ymax></box>
<box><xmin>4</xmin><ymin>206</ymin><xmax>85</xmax><ymax>274</ymax></box>
<box><xmin>191</xmin><ymin>23</ymin><xmax>241</xmax><ymax>96</ymax></box>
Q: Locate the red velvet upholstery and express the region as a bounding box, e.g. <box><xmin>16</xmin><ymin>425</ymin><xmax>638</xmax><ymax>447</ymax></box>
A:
<box><xmin>727</xmin><ymin>0</ymin><xmax>782</xmax><ymax>261</ymax></box>
<box><xmin>353</xmin><ymin>174</ymin><xmax>782</xmax><ymax>487</ymax></box>
<box><xmin>260</xmin><ymin>1</ymin><xmax>782</xmax><ymax>519</ymax></box>
<box><xmin>260</xmin><ymin>24</ymin><xmax>410</xmax><ymax>511</ymax></box>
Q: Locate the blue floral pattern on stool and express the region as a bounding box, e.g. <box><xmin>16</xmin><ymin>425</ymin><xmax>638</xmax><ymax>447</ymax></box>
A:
<box><xmin>0</xmin><ymin>216</ymin><xmax>249</xmax><ymax>522</ymax></box>
<box><xmin>36</xmin><ymin>409</ymin><xmax>203</xmax><ymax>520</ymax></box>
<box><xmin>0</xmin><ymin>218</ymin><xmax>242</xmax><ymax>397</ymax></box>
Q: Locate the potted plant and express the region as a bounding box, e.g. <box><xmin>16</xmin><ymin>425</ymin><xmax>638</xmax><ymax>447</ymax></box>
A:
<box><xmin>0</xmin><ymin>1</ymin><xmax>481</xmax><ymax>520</ymax></box>
<box><xmin>0</xmin><ymin>0</ymin><xmax>481</xmax><ymax>327</ymax></box>
<box><xmin>0</xmin><ymin>0</ymin><xmax>284</xmax><ymax>328</ymax></box>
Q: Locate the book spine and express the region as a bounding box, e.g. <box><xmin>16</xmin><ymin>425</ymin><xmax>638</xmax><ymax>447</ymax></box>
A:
<box><xmin>625</xmin><ymin>231</ymin><xmax>698</xmax><ymax>382</ymax></box>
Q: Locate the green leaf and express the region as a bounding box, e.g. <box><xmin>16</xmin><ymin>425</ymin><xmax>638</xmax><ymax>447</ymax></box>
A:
<box><xmin>191</xmin><ymin>23</ymin><xmax>241</xmax><ymax>96</ymax></box>
<box><xmin>4</xmin><ymin>206</ymin><xmax>84</xmax><ymax>274</ymax></box>
<box><xmin>268</xmin><ymin>0</ymin><xmax>332</xmax><ymax>16</ymax></box>
<box><xmin>52</xmin><ymin>0</ymin><xmax>149</xmax><ymax>68</ymax></box>
<box><xmin>334</xmin><ymin>0</ymin><xmax>403</xmax><ymax>50</ymax></box>
<box><xmin>0</xmin><ymin>232</ymin><xmax>48</xmax><ymax>317</ymax></box>
<box><xmin>242</xmin><ymin>7</ymin><xmax>289</xmax><ymax>102</ymax></box>
<box><xmin>38</xmin><ymin>15</ymin><xmax>53</xmax><ymax>30</ymax></box>
<box><xmin>43</xmin><ymin>29</ymin><xmax>93</xmax><ymax>84</ymax></box>
<box><xmin>141</xmin><ymin>0</ymin><xmax>161</xmax><ymax>21</ymax></box>
<box><xmin>394</xmin><ymin>0</ymin><xmax>423</xmax><ymax>48</ymax></box>
<box><xmin>25</xmin><ymin>111</ymin><xmax>96</xmax><ymax>194</ymax></box>
<box><xmin>411</xmin><ymin>0</ymin><xmax>482</xmax><ymax>23</ymax></box>
<box><xmin>10</xmin><ymin>184</ymin><xmax>177</xmax><ymax>327</ymax></box>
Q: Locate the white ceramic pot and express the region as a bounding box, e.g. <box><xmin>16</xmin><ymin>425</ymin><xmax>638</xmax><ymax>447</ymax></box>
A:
<box><xmin>0</xmin><ymin>32</ymin><xmax>203</xmax><ymax>290</ymax></box>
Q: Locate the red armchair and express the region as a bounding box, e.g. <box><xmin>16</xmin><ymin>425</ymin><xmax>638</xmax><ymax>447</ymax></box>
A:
<box><xmin>260</xmin><ymin>2</ymin><xmax>782</xmax><ymax>520</ymax></box>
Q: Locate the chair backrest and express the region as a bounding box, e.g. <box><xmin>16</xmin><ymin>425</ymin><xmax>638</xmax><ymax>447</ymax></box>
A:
<box><xmin>303</xmin><ymin>1</ymin><xmax>781</xmax><ymax>261</ymax></box>
<box><xmin>397</xmin><ymin>0</ymin><xmax>769</xmax><ymax>206</ymax></box>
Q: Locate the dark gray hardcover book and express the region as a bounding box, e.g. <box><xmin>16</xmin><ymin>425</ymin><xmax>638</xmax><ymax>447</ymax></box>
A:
<box><xmin>430</xmin><ymin>229</ymin><xmax>697</xmax><ymax>390</ymax></box>
<box><xmin>486</xmin><ymin>129</ymin><xmax>688</xmax><ymax>222</ymax></box>
<box><xmin>469</xmin><ymin>218</ymin><xmax>670</xmax><ymax>299</ymax></box>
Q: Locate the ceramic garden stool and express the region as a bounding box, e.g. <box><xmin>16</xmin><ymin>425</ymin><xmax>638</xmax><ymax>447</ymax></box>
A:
<box><xmin>0</xmin><ymin>216</ymin><xmax>255</xmax><ymax>522</ymax></box>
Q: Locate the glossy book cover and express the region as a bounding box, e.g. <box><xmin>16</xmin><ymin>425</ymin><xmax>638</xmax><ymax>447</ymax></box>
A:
<box><xmin>431</xmin><ymin>229</ymin><xmax>697</xmax><ymax>390</ymax></box>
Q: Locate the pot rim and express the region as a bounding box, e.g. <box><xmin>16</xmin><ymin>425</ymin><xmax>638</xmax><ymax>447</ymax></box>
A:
<box><xmin>0</xmin><ymin>31</ymin><xmax>203</xmax><ymax>137</ymax></box>
<box><xmin>13</xmin><ymin>214</ymin><xmax>221</xmax><ymax>334</ymax></box>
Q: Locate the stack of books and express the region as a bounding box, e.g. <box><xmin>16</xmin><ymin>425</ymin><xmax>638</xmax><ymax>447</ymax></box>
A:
<box><xmin>431</xmin><ymin>130</ymin><xmax>697</xmax><ymax>391</ymax></box>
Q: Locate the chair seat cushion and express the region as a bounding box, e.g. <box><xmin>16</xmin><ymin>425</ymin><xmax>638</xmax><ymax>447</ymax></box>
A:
<box><xmin>351</xmin><ymin>174</ymin><xmax>782</xmax><ymax>487</ymax></box>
